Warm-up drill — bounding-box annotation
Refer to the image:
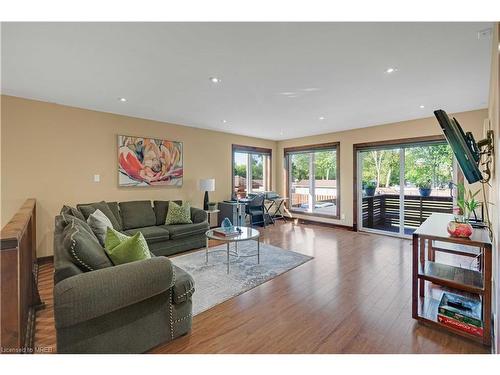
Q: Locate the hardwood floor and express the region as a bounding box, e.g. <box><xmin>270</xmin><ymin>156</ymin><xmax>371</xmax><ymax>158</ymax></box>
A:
<box><xmin>34</xmin><ymin>220</ymin><xmax>490</xmax><ymax>354</ymax></box>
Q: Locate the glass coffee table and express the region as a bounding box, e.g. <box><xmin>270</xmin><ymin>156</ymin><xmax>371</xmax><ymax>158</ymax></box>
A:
<box><xmin>205</xmin><ymin>226</ymin><xmax>260</xmax><ymax>273</ymax></box>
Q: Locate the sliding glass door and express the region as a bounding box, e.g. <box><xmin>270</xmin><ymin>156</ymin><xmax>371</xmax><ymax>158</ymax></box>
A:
<box><xmin>357</xmin><ymin>140</ymin><xmax>454</xmax><ymax>237</ymax></box>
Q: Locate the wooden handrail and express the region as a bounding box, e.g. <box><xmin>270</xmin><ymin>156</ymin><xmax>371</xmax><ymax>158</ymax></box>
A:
<box><xmin>0</xmin><ymin>199</ymin><xmax>36</xmax><ymax>250</ymax></box>
<box><xmin>0</xmin><ymin>198</ymin><xmax>42</xmax><ymax>354</ymax></box>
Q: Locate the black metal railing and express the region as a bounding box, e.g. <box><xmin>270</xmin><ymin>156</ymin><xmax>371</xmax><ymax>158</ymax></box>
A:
<box><xmin>362</xmin><ymin>194</ymin><xmax>453</xmax><ymax>232</ymax></box>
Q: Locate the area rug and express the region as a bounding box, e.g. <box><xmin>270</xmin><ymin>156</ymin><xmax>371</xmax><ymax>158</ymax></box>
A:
<box><xmin>170</xmin><ymin>241</ymin><xmax>312</xmax><ymax>315</ymax></box>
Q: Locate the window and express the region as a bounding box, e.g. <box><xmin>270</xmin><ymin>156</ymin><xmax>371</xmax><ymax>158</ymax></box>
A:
<box><xmin>232</xmin><ymin>145</ymin><xmax>271</xmax><ymax>199</ymax></box>
<box><xmin>285</xmin><ymin>143</ymin><xmax>339</xmax><ymax>218</ymax></box>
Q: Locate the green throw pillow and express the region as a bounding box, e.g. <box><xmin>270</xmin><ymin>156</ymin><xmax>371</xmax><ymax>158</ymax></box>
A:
<box><xmin>104</xmin><ymin>227</ymin><xmax>151</xmax><ymax>265</ymax></box>
<box><xmin>165</xmin><ymin>201</ymin><xmax>192</xmax><ymax>225</ymax></box>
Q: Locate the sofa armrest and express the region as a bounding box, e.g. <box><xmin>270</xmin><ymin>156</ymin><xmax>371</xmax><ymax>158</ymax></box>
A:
<box><xmin>54</xmin><ymin>257</ymin><xmax>174</xmax><ymax>328</ymax></box>
<box><xmin>190</xmin><ymin>207</ymin><xmax>207</xmax><ymax>224</ymax></box>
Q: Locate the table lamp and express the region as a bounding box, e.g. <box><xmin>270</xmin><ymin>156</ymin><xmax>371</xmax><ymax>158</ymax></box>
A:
<box><xmin>199</xmin><ymin>178</ymin><xmax>215</xmax><ymax>210</ymax></box>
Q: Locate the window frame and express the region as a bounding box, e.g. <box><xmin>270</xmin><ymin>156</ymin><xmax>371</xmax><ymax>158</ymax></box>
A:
<box><xmin>284</xmin><ymin>142</ymin><xmax>340</xmax><ymax>219</ymax></box>
<box><xmin>231</xmin><ymin>144</ymin><xmax>272</xmax><ymax>198</ymax></box>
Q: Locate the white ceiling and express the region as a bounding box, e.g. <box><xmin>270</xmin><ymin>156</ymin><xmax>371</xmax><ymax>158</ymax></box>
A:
<box><xmin>1</xmin><ymin>22</ymin><xmax>493</xmax><ymax>140</ymax></box>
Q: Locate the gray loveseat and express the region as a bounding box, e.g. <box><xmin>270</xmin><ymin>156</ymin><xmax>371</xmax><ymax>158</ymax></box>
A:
<box><xmin>52</xmin><ymin>200</ymin><xmax>207</xmax><ymax>353</ymax></box>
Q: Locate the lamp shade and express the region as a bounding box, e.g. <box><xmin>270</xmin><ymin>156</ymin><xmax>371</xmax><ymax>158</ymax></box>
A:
<box><xmin>199</xmin><ymin>178</ymin><xmax>215</xmax><ymax>192</ymax></box>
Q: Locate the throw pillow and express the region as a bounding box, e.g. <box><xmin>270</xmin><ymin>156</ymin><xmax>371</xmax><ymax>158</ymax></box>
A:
<box><xmin>165</xmin><ymin>201</ymin><xmax>192</xmax><ymax>225</ymax></box>
<box><xmin>104</xmin><ymin>230</ymin><xmax>151</xmax><ymax>265</ymax></box>
<box><xmin>87</xmin><ymin>209</ymin><xmax>113</xmax><ymax>245</ymax></box>
<box><xmin>62</xmin><ymin>220</ymin><xmax>113</xmax><ymax>271</ymax></box>
<box><xmin>59</xmin><ymin>212</ymin><xmax>96</xmax><ymax>238</ymax></box>
<box><xmin>61</xmin><ymin>205</ymin><xmax>85</xmax><ymax>221</ymax></box>
<box><xmin>104</xmin><ymin>227</ymin><xmax>130</xmax><ymax>252</ymax></box>
<box><xmin>78</xmin><ymin>201</ymin><xmax>122</xmax><ymax>231</ymax></box>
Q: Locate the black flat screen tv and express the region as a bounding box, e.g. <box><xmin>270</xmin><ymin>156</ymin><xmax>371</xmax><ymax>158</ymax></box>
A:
<box><xmin>434</xmin><ymin>109</ymin><xmax>482</xmax><ymax>184</ymax></box>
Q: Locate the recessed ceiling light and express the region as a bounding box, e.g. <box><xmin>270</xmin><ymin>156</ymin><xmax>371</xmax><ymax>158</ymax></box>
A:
<box><xmin>385</xmin><ymin>67</ymin><xmax>398</xmax><ymax>74</ymax></box>
<box><xmin>209</xmin><ymin>77</ymin><xmax>221</xmax><ymax>83</ymax></box>
<box><xmin>319</xmin><ymin>116</ymin><xmax>326</xmax><ymax>120</ymax></box>
<box><xmin>419</xmin><ymin>105</ymin><xmax>425</xmax><ymax>109</ymax></box>
<box><xmin>222</xmin><ymin>120</ymin><xmax>227</xmax><ymax>124</ymax></box>
<box><xmin>118</xmin><ymin>97</ymin><xmax>127</xmax><ymax>102</ymax></box>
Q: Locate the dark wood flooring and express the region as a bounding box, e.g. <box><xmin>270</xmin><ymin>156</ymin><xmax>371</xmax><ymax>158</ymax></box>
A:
<box><xmin>34</xmin><ymin>220</ymin><xmax>490</xmax><ymax>354</ymax></box>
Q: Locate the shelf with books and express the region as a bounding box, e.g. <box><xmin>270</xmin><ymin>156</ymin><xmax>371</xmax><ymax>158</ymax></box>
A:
<box><xmin>412</xmin><ymin>213</ymin><xmax>492</xmax><ymax>346</ymax></box>
<box><xmin>416</xmin><ymin>295</ymin><xmax>485</xmax><ymax>344</ymax></box>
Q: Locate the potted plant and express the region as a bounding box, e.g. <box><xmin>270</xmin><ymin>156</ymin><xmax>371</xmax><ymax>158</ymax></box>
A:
<box><xmin>447</xmin><ymin>184</ymin><xmax>479</xmax><ymax>238</ymax></box>
<box><xmin>416</xmin><ymin>179</ymin><xmax>432</xmax><ymax>197</ymax></box>
<box><xmin>364</xmin><ymin>181</ymin><xmax>376</xmax><ymax>197</ymax></box>
<box><xmin>208</xmin><ymin>202</ymin><xmax>217</xmax><ymax>211</ymax></box>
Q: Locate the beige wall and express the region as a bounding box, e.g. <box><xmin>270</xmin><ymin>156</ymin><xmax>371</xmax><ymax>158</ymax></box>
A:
<box><xmin>0</xmin><ymin>95</ymin><xmax>276</xmax><ymax>257</ymax></box>
<box><xmin>0</xmin><ymin>96</ymin><xmax>491</xmax><ymax>260</ymax></box>
<box><xmin>276</xmin><ymin>109</ymin><xmax>488</xmax><ymax>227</ymax></box>
<box><xmin>486</xmin><ymin>22</ymin><xmax>499</xmax><ymax>352</ymax></box>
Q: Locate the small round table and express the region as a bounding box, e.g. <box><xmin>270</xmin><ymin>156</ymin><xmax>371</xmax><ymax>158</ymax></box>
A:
<box><xmin>205</xmin><ymin>226</ymin><xmax>260</xmax><ymax>273</ymax></box>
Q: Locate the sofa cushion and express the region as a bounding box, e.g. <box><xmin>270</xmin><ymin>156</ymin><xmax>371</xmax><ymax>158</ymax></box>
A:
<box><xmin>62</xmin><ymin>221</ymin><xmax>113</xmax><ymax>272</ymax></box>
<box><xmin>61</xmin><ymin>205</ymin><xmax>85</xmax><ymax>221</ymax></box>
<box><xmin>123</xmin><ymin>226</ymin><xmax>170</xmax><ymax>244</ymax></box>
<box><xmin>106</xmin><ymin>201</ymin><xmax>123</xmax><ymax>230</ymax></box>
<box><xmin>119</xmin><ymin>200</ymin><xmax>156</xmax><ymax>230</ymax></box>
<box><xmin>77</xmin><ymin>201</ymin><xmax>122</xmax><ymax>231</ymax></box>
<box><xmin>172</xmin><ymin>265</ymin><xmax>195</xmax><ymax>304</ymax></box>
<box><xmin>153</xmin><ymin>200</ymin><xmax>182</xmax><ymax>226</ymax></box>
<box><xmin>162</xmin><ymin>222</ymin><xmax>209</xmax><ymax>240</ymax></box>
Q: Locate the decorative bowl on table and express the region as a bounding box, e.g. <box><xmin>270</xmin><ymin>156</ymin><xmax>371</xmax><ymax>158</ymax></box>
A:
<box><xmin>447</xmin><ymin>221</ymin><xmax>473</xmax><ymax>238</ymax></box>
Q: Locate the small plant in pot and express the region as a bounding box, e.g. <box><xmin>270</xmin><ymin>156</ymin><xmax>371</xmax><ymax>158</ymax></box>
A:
<box><xmin>416</xmin><ymin>179</ymin><xmax>432</xmax><ymax>197</ymax></box>
<box><xmin>447</xmin><ymin>184</ymin><xmax>480</xmax><ymax>238</ymax></box>
<box><xmin>207</xmin><ymin>202</ymin><xmax>217</xmax><ymax>211</ymax></box>
<box><xmin>364</xmin><ymin>181</ymin><xmax>376</xmax><ymax>197</ymax></box>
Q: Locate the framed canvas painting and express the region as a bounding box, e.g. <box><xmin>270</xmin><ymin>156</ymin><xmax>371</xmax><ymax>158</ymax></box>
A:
<box><xmin>118</xmin><ymin>135</ymin><xmax>183</xmax><ymax>187</ymax></box>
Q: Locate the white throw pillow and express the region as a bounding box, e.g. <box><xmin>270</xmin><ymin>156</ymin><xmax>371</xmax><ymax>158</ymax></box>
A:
<box><xmin>87</xmin><ymin>209</ymin><xmax>114</xmax><ymax>245</ymax></box>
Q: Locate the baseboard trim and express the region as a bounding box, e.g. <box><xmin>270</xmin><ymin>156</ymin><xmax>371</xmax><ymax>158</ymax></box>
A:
<box><xmin>295</xmin><ymin>218</ymin><xmax>354</xmax><ymax>231</ymax></box>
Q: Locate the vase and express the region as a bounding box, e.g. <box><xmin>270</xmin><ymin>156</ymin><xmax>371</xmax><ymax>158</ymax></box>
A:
<box><xmin>447</xmin><ymin>221</ymin><xmax>473</xmax><ymax>238</ymax></box>
<box><xmin>418</xmin><ymin>188</ymin><xmax>432</xmax><ymax>197</ymax></box>
<box><xmin>364</xmin><ymin>187</ymin><xmax>376</xmax><ymax>197</ymax></box>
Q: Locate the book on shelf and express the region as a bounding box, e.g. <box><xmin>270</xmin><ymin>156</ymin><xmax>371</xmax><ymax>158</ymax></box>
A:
<box><xmin>438</xmin><ymin>293</ymin><xmax>482</xmax><ymax>326</ymax></box>
<box><xmin>437</xmin><ymin>292</ymin><xmax>483</xmax><ymax>336</ymax></box>
<box><xmin>437</xmin><ymin>314</ymin><xmax>483</xmax><ymax>336</ymax></box>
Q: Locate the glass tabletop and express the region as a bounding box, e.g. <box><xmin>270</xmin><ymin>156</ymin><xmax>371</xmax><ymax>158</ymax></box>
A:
<box><xmin>205</xmin><ymin>226</ymin><xmax>260</xmax><ymax>242</ymax></box>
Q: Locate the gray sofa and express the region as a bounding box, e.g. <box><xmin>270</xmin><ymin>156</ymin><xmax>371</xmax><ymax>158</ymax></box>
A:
<box><xmin>76</xmin><ymin>200</ymin><xmax>208</xmax><ymax>257</ymax></box>
<box><xmin>52</xmin><ymin>200</ymin><xmax>207</xmax><ymax>353</ymax></box>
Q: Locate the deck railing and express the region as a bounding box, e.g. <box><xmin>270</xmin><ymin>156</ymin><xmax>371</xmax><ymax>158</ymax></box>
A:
<box><xmin>362</xmin><ymin>194</ymin><xmax>453</xmax><ymax>230</ymax></box>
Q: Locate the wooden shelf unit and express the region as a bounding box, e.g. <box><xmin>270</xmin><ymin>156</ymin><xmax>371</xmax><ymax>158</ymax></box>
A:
<box><xmin>412</xmin><ymin>213</ymin><xmax>492</xmax><ymax>346</ymax></box>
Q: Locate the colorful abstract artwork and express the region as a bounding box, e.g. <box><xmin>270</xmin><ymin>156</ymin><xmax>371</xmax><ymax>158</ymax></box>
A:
<box><xmin>118</xmin><ymin>135</ymin><xmax>183</xmax><ymax>187</ymax></box>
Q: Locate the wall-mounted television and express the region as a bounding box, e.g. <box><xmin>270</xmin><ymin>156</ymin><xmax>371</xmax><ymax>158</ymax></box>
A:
<box><xmin>433</xmin><ymin>109</ymin><xmax>482</xmax><ymax>184</ymax></box>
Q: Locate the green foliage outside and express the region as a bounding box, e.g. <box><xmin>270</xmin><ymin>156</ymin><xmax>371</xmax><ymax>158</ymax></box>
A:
<box><xmin>234</xmin><ymin>154</ymin><xmax>264</xmax><ymax>179</ymax></box>
<box><xmin>290</xmin><ymin>151</ymin><xmax>337</xmax><ymax>181</ymax></box>
<box><xmin>361</xmin><ymin>144</ymin><xmax>453</xmax><ymax>189</ymax></box>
